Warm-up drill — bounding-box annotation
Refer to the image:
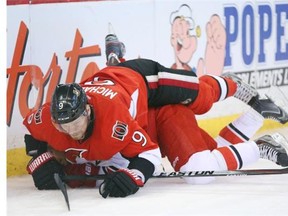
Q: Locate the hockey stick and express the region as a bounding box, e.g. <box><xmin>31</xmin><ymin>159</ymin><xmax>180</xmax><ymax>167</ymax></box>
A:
<box><xmin>55</xmin><ymin>167</ymin><xmax>288</xmax><ymax>211</ymax></box>
<box><xmin>62</xmin><ymin>167</ymin><xmax>288</xmax><ymax>181</ymax></box>
<box><xmin>54</xmin><ymin>173</ymin><xmax>70</xmax><ymax>211</ymax></box>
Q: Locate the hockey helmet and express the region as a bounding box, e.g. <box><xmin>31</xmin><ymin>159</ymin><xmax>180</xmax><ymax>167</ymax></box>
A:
<box><xmin>51</xmin><ymin>83</ymin><xmax>87</xmax><ymax>124</ymax></box>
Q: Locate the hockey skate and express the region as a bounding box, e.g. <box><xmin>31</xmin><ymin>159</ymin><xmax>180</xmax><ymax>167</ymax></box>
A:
<box><xmin>106</xmin><ymin>52</ymin><xmax>121</xmax><ymax>66</ymax></box>
<box><xmin>105</xmin><ymin>23</ymin><xmax>126</xmax><ymax>66</ymax></box>
<box><xmin>222</xmin><ymin>72</ymin><xmax>288</xmax><ymax>124</ymax></box>
<box><xmin>255</xmin><ymin>133</ymin><xmax>288</xmax><ymax>167</ymax></box>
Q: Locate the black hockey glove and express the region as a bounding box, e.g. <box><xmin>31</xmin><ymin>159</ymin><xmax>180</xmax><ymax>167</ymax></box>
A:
<box><xmin>25</xmin><ymin>134</ymin><xmax>64</xmax><ymax>190</ymax></box>
<box><xmin>99</xmin><ymin>168</ymin><xmax>144</xmax><ymax>198</ymax></box>
<box><xmin>26</xmin><ymin>151</ymin><xmax>64</xmax><ymax>190</ymax></box>
<box><xmin>24</xmin><ymin>134</ymin><xmax>48</xmax><ymax>157</ymax></box>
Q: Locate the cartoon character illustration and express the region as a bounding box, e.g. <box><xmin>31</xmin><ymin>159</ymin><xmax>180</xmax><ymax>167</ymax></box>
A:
<box><xmin>204</xmin><ymin>14</ymin><xmax>226</xmax><ymax>76</ymax></box>
<box><xmin>169</xmin><ymin>4</ymin><xmax>226</xmax><ymax>76</ymax></box>
<box><xmin>170</xmin><ymin>4</ymin><xmax>197</xmax><ymax>72</ymax></box>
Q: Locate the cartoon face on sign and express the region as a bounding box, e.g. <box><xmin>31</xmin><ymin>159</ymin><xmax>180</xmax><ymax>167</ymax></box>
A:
<box><xmin>170</xmin><ymin>4</ymin><xmax>197</xmax><ymax>71</ymax></box>
<box><xmin>169</xmin><ymin>4</ymin><xmax>226</xmax><ymax>77</ymax></box>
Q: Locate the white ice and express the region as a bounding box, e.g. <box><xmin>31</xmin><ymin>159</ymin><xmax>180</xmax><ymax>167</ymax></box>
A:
<box><xmin>7</xmin><ymin>129</ymin><xmax>288</xmax><ymax>216</ymax></box>
<box><xmin>7</xmin><ymin>160</ymin><xmax>288</xmax><ymax>215</ymax></box>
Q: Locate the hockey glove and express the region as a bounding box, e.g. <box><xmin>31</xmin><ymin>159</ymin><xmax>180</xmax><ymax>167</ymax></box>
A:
<box><xmin>27</xmin><ymin>152</ymin><xmax>64</xmax><ymax>190</ymax></box>
<box><xmin>24</xmin><ymin>134</ymin><xmax>48</xmax><ymax>157</ymax></box>
<box><xmin>99</xmin><ymin>168</ymin><xmax>144</xmax><ymax>198</ymax></box>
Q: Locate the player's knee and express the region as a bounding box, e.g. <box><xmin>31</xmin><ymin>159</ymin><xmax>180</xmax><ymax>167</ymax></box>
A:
<box><xmin>188</xmin><ymin>81</ymin><xmax>214</xmax><ymax>114</ymax></box>
<box><xmin>179</xmin><ymin>150</ymin><xmax>220</xmax><ymax>184</ymax></box>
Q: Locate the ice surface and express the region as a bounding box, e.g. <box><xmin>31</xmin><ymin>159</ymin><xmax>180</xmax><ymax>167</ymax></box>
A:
<box><xmin>7</xmin><ymin>128</ymin><xmax>288</xmax><ymax>216</ymax></box>
<box><xmin>7</xmin><ymin>160</ymin><xmax>288</xmax><ymax>216</ymax></box>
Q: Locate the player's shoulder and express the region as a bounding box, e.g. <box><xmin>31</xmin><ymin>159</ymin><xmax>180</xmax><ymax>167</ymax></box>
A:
<box><xmin>23</xmin><ymin>102</ymin><xmax>52</xmax><ymax>125</ymax></box>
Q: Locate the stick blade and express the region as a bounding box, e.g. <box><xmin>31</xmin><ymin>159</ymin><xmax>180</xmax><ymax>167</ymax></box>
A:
<box><xmin>54</xmin><ymin>173</ymin><xmax>70</xmax><ymax>211</ymax></box>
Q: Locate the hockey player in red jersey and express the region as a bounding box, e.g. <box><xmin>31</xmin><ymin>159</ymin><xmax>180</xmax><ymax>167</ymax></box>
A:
<box><xmin>23</xmin><ymin>58</ymin><xmax>288</xmax><ymax>196</ymax></box>
<box><xmin>23</xmin><ymin>33</ymin><xmax>288</xmax><ymax>198</ymax></box>
<box><xmin>24</xmin><ymin>58</ymin><xmax>235</xmax><ymax>197</ymax></box>
<box><xmin>104</xmin><ymin>35</ymin><xmax>288</xmax><ymax>185</ymax></box>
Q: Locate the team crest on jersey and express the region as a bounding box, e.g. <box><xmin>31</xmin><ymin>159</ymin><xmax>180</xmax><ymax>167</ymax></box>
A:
<box><xmin>27</xmin><ymin>108</ymin><xmax>43</xmax><ymax>124</ymax></box>
<box><xmin>112</xmin><ymin>121</ymin><xmax>128</xmax><ymax>141</ymax></box>
<box><xmin>34</xmin><ymin>108</ymin><xmax>43</xmax><ymax>124</ymax></box>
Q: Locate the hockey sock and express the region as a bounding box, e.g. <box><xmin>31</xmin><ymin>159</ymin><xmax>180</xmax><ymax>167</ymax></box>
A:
<box><xmin>212</xmin><ymin>141</ymin><xmax>260</xmax><ymax>170</ymax></box>
<box><xmin>180</xmin><ymin>141</ymin><xmax>259</xmax><ymax>184</ymax></box>
<box><xmin>215</xmin><ymin>108</ymin><xmax>264</xmax><ymax>147</ymax></box>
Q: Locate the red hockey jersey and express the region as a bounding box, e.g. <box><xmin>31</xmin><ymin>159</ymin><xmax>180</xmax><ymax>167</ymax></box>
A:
<box><xmin>23</xmin><ymin>66</ymin><xmax>160</xmax><ymax>164</ymax></box>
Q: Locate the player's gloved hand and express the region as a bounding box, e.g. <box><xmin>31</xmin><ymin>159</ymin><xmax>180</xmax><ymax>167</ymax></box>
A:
<box><xmin>26</xmin><ymin>151</ymin><xmax>64</xmax><ymax>190</ymax></box>
<box><xmin>99</xmin><ymin>168</ymin><xmax>144</xmax><ymax>198</ymax></box>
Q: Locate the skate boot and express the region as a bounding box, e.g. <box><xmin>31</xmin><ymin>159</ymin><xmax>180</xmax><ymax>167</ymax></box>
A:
<box><xmin>105</xmin><ymin>23</ymin><xmax>126</xmax><ymax>66</ymax></box>
<box><xmin>255</xmin><ymin>133</ymin><xmax>288</xmax><ymax>167</ymax></box>
<box><xmin>222</xmin><ymin>72</ymin><xmax>258</xmax><ymax>104</ymax></box>
<box><xmin>222</xmin><ymin>72</ymin><xmax>288</xmax><ymax>124</ymax></box>
<box><xmin>106</xmin><ymin>52</ymin><xmax>121</xmax><ymax>66</ymax></box>
<box><xmin>250</xmin><ymin>95</ymin><xmax>288</xmax><ymax>124</ymax></box>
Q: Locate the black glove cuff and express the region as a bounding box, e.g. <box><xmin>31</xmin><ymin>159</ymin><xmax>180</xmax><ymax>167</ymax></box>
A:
<box><xmin>128</xmin><ymin>157</ymin><xmax>154</xmax><ymax>183</ymax></box>
<box><xmin>25</xmin><ymin>134</ymin><xmax>48</xmax><ymax>157</ymax></box>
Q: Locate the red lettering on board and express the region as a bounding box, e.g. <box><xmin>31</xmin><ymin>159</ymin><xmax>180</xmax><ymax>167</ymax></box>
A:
<box><xmin>7</xmin><ymin>21</ymin><xmax>101</xmax><ymax>126</ymax></box>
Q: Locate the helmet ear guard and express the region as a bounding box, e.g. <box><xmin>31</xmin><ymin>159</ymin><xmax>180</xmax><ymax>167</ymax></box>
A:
<box><xmin>51</xmin><ymin>83</ymin><xmax>88</xmax><ymax>124</ymax></box>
